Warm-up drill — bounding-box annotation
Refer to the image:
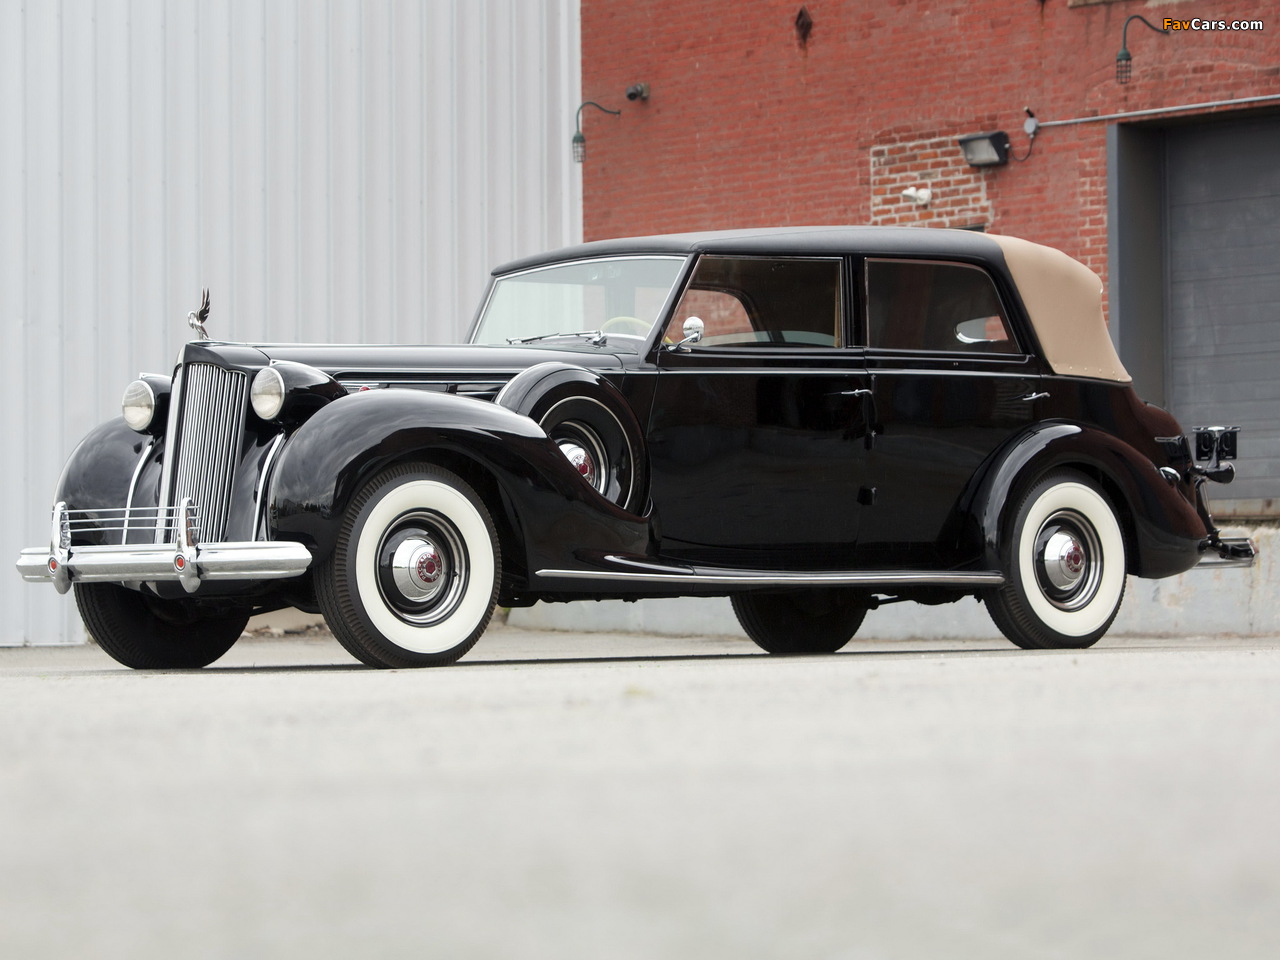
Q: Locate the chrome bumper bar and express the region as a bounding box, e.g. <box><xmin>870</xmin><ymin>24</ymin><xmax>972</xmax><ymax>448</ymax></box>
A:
<box><xmin>15</xmin><ymin>500</ymin><xmax>312</xmax><ymax>594</ymax></box>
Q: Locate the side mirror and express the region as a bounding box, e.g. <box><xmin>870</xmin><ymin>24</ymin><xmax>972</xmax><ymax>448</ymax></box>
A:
<box><xmin>665</xmin><ymin>316</ymin><xmax>704</xmax><ymax>352</ymax></box>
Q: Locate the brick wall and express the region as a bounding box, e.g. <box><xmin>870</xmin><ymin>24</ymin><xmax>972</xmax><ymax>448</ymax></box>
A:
<box><xmin>580</xmin><ymin>0</ymin><xmax>1280</xmax><ymax>305</ymax></box>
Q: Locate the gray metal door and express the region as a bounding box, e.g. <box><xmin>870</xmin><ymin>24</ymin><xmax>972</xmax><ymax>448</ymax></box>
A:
<box><xmin>1166</xmin><ymin>115</ymin><xmax>1280</xmax><ymax>510</ymax></box>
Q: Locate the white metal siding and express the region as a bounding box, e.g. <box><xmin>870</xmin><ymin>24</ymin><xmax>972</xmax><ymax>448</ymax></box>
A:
<box><xmin>3</xmin><ymin>0</ymin><xmax>583</xmax><ymax>644</ymax></box>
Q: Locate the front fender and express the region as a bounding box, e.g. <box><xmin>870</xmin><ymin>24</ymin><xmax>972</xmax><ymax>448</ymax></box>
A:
<box><xmin>55</xmin><ymin>418</ymin><xmax>159</xmax><ymax>546</ymax></box>
<box><xmin>268</xmin><ymin>390</ymin><xmax>651</xmax><ymax>572</ymax></box>
<box><xmin>960</xmin><ymin>421</ymin><xmax>1208</xmax><ymax>578</ymax></box>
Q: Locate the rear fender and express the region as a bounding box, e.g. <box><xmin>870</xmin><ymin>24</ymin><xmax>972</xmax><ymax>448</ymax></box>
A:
<box><xmin>958</xmin><ymin>421</ymin><xmax>1208</xmax><ymax>578</ymax></box>
<box><xmin>268</xmin><ymin>389</ymin><xmax>651</xmax><ymax>573</ymax></box>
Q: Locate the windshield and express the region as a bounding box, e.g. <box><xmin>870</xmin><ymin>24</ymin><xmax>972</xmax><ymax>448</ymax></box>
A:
<box><xmin>470</xmin><ymin>256</ymin><xmax>688</xmax><ymax>352</ymax></box>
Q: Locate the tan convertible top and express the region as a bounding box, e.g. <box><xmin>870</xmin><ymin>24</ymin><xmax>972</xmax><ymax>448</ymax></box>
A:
<box><xmin>988</xmin><ymin>234</ymin><xmax>1131</xmax><ymax>383</ymax></box>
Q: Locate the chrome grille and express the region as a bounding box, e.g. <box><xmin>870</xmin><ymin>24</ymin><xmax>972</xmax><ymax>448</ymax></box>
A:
<box><xmin>168</xmin><ymin>362</ymin><xmax>248</xmax><ymax>543</ymax></box>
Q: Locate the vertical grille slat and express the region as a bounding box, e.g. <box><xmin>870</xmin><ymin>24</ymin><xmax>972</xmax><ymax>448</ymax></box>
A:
<box><xmin>168</xmin><ymin>362</ymin><xmax>248</xmax><ymax>543</ymax></box>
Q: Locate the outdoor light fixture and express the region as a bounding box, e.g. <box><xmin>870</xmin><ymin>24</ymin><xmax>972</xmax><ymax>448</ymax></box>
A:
<box><xmin>1116</xmin><ymin>14</ymin><xmax>1169</xmax><ymax>84</ymax></box>
<box><xmin>572</xmin><ymin>101</ymin><xmax>622</xmax><ymax>163</ymax></box>
<box><xmin>957</xmin><ymin>130</ymin><xmax>1011</xmax><ymax>167</ymax></box>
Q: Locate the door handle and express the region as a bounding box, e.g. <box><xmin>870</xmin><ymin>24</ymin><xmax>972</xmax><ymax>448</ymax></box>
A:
<box><xmin>835</xmin><ymin>388</ymin><xmax>877</xmax><ymax>449</ymax></box>
<box><xmin>1019</xmin><ymin>391</ymin><xmax>1050</xmax><ymax>402</ymax></box>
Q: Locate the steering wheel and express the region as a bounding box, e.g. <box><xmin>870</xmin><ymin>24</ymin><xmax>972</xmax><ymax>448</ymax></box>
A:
<box><xmin>600</xmin><ymin>316</ymin><xmax>650</xmax><ymax>337</ymax></box>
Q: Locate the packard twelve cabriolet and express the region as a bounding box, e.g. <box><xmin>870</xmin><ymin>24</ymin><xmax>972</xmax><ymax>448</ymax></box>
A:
<box><xmin>17</xmin><ymin>227</ymin><xmax>1255</xmax><ymax>668</ymax></box>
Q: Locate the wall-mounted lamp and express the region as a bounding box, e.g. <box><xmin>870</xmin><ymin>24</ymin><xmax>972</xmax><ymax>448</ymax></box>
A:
<box><xmin>572</xmin><ymin>101</ymin><xmax>622</xmax><ymax>163</ymax></box>
<box><xmin>900</xmin><ymin>186</ymin><xmax>932</xmax><ymax>207</ymax></box>
<box><xmin>1116</xmin><ymin>15</ymin><xmax>1169</xmax><ymax>84</ymax></box>
<box><xmin>957</xmin><ymin>130</ymin><xmax>1011</xmax><ymax>167</ymax></box>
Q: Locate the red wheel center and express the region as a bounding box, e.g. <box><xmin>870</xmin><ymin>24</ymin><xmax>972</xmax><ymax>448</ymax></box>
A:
<box><xmin>415</xmin><ymin>553</ymin><xmax>441</xmax><ymax>584</ymax></box>
<box><xmin>1064</xmin><ymin>545</ymin><xmax>1084</xmax><ymax>574</ymax></box>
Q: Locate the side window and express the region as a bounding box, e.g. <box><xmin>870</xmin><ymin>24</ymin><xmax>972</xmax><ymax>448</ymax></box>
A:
<box><xmin>865</xmin><ymin>259</ymin><xmax>1019</xmax><ymax>355</ymax></box>
<box><xmin>665</xmin><ymin>257</ymin><xmax>843</xmax><ymax>347</ymax></box>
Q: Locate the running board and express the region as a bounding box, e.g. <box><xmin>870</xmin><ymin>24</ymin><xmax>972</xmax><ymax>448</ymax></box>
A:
<box><xmin>536</xmin><ymin>554</ymin><xmax>1004</xmax><ymax>589</ymax></box>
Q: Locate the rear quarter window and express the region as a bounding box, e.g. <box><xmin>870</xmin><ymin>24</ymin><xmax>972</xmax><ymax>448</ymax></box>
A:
<box><xmin>866</xmin><ymin>259</ymin><xmax>1020</xmax><ymax>355</ymax></box>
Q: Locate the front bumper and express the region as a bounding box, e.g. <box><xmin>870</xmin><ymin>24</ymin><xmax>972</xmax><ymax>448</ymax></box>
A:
<box><xmin>15</xmin><ymin>500</ymin><xmax>312</xmax><ymax>594</ymax></box>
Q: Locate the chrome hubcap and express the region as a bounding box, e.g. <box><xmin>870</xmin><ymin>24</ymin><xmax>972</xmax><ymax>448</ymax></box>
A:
<box><xmin>556</xmin><ymin>440</ymin><xmax>597</xmax><ymax>487</ymax></box>
<box><xmin>376</xmin><ymin>510</ymin><xmax>468</xmax><ymax>626</ymax></box>
<box><xmin>550</xmin><ymin>421</ymin><xmax>608</xmax><ymax>496</ymax></box>
<box><xmin>390</xmin><ymin>537</ymin><xmax>448</xmax><ymax>604</ymax></box>
<box><xmin>1034</xmin><ymin>510</ymin><xmax>1102</xmax><ymax>611</ymax></box>
<box><xmin>1042</xmin><ymin>530</ymin><xmax>1086</xmax><ymax>592</ymax></box>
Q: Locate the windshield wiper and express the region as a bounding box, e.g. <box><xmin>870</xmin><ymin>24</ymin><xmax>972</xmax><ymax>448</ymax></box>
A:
<box><xmin>507</xmin><ymin>330</ymin><xmax>607</xmax><ymax>346</ymax></box>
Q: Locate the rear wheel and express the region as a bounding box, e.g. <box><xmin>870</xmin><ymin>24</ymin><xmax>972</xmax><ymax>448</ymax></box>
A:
<box><xmin>986</xmin><ymin>470</ymin><xmax>1127</xmax><ymax>649</ymax></box>
<box><xmin>74</xmin><ymin>582</ymin><xmax>248</xmax><ymax>669</ymax></box>
<box><xmin>316</xmin><ymin>463</ymin><xmax>500</xmax><ymax>668</ymax></box>
<box><xmin>732</xmin><ymin>588</ymin><xmax>868</xmax><ymax>654</ymax></box>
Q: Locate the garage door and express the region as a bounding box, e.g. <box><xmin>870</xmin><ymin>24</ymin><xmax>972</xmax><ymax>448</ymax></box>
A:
<box><xmin>1166</xmin><ymin>115</ymin><xmax>1280</xmax><ymax>511</ymax></box>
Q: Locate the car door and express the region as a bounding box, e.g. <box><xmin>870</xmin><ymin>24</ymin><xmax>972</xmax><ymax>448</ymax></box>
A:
<box><xmin>645</xmin><ymin>255</ymin><xmax>872</xmax><ymax>568</ymax></box>
<box><xmin>855</xmin><ymin>256</ymin><xmax>1044</xmax><ymax>567</ymax></box>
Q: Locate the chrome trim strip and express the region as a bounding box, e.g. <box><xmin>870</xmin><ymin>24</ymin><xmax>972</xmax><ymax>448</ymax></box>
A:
<box><xmin>535</xmin><ymin>566</ymin><xmax>1005</xmax><ymax>588</ymax></box>
<box><xmin>155</xmin><ymin>361</ymin><xmax>186</xmax><ymax>542</ymax></box>
<box><xmin>17</xmin><ymin>540</ymin><xmax>313</xmax><ymax>584</ymax></box>
<box><xmin>253</xmin><ymin>433</ymin><xmax>288</xmax><ymax>541</ymax></box>
<box><xmin>123</xmin><ymin>438</ymin><xmax>155</xmax><ymax>543</ymax></box>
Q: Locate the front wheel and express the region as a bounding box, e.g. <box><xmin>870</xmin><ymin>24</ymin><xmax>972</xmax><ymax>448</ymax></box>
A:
<box><xmin>986</xmin><ymin>470</ymin><xmax>1127</xmax><ymax>650</ymax></box>
<box><xmin>732</xmin><ymin>588</ymin><xmax>868</xmax><ymax>654</ymax></box>
<box><xmin>316</xmin><ymin>463</ymin><xmax>501</xmax><ymax>668</ymax></box>
<box><xmin>74</xmin><ymin>582</ymin><xmax>248</xmax><ymax>669</ymax></box>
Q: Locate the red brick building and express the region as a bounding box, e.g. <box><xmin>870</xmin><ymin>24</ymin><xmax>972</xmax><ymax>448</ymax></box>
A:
<box><xmin>579</xmin><ymin>0</ymin><xmax>1280</xmax><ymax>514</ymax></box>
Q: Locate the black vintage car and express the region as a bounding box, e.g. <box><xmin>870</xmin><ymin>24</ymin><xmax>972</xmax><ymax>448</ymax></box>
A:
<box><xmin>17</xmin><ymin>227</ymin><xmax>1255</xmax><ymax>668</ymax></box>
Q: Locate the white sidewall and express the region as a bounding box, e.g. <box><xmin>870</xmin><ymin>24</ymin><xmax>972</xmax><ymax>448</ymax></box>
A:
<box><xmin>353</xmin><ymin>479</ymin><xmax>496</xmax><ymax>655</ymax></box>
<box><xmin>1017</xmin><ymin>481</ymin><xmax>1126</xmax><ymax>637</ymax></box>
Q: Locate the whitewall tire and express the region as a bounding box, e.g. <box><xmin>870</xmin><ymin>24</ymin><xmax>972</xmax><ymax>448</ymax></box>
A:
<box><xmin>986</xmin><ymin>470</ymin><xmax>1127</xmax><ymax>650</ymax></box>
<box><xmin>317</xmin><ymin>463</ymin><xmax>500</xmax><ymax>668</ymax></box>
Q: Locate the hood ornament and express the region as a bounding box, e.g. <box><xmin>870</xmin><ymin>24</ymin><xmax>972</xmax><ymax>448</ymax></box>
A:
<box><xmin>187</xmin><ymin>289</ymin><xmax>211</xmax><ymax>341</ymax></box>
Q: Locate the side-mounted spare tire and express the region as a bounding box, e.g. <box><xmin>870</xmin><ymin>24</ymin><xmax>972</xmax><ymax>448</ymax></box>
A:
<box><xmin>496</xmin><ymin>363</ymin><xmax>648</xmax><ymax>514</ymax></box>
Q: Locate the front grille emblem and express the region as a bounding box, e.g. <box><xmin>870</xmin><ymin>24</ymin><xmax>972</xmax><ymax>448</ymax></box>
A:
<box><xmin>187</xmin><ymin>288</ymin><xmax>211</xmax><ymax>341</ymax></box>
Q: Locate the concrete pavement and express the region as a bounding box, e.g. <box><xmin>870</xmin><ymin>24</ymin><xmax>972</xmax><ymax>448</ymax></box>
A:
<box><xmin>2</xmin><ymin>626</ymin><xmax>1279</xmax><ymax>959</ymax></box>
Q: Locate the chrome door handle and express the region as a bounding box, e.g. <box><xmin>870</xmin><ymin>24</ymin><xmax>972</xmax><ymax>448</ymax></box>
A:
<box><xmin>1019</xmin><ymin>391</ymin><xmax>1050</xmax><ymax>402</ymax></box>
<box><xmin>836</xmin><ymin>389</ymin><xmax>873</xmax><ymax>398</ymax></box>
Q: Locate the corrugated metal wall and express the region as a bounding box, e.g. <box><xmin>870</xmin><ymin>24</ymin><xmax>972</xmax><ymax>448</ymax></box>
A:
<box><xmin>2</xmin><ymin>0</ymin><xmax>582</xmax><ymax>644</ymax></box>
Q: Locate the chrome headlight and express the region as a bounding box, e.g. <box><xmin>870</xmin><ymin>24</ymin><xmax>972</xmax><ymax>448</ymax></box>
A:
<box><xmin>251</xmin><ymin>367</ymin><xmax>286</xmax><ymax>420</ymax></box>
<box><xmin>121</xmin><ymin>379</ymin><xmax>157</xmax><ymax>431</ymax></box>
<box><xmin>251</xmin><ymin>361</ymin><xmax>346</xmax><ymax>423</ymax></box>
